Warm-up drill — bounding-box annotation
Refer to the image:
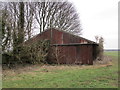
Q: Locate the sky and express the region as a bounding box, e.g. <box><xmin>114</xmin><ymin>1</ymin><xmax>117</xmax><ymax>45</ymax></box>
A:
<box><xmin>69</xmin><ymin>0</ymin><xmax>119</xmax><ymax>49</ymax></box>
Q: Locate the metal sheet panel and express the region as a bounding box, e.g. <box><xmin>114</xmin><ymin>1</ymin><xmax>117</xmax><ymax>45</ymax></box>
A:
<box><xmin>51</xmin><ymin>29</ymin><xmax>63</xmax><ymax>44</ymax></box>
<box><xmin>48</xmin><ymin>45</ymin><xmax>94</xmax><ymax>65</ymax></box>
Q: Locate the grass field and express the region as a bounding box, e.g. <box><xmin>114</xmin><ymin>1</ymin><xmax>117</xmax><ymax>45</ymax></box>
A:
<box><xmin>2</xmin><ymin>51</ymin><xmax>118</xmax><ymax>88</ymax></box>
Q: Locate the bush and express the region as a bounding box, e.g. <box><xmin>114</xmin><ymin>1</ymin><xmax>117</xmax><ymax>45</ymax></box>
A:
<box><xmin>3</xmin><ymin>39</ymin><xmax>50</xmax><ymax>65</ymax></box>
<box><xmin>96</xmin><ymin>37</ymin><xmax>104</xmax><ymax>60</ymax></box>
<box><xmin>2</xmin><ymin>52</ymin><xmax>17</xmax><ymax>67</ymax></box>
<box><xmin>17</xmin><ymin>39</ymin><xmax>50</xmax><ymax>64</ymax></box>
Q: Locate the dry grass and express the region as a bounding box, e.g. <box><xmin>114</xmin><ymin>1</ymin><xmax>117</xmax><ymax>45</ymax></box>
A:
<box><xmin>3</xmin><ymin>61</ymin><xmax>113</xmax><ymax>78</ymax></box>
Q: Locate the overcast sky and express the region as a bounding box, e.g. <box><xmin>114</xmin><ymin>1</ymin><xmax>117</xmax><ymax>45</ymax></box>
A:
<box><xmin>70</xmin><ymin>0</ymin><xmax>118</xmax><ymax>49</ymax></box>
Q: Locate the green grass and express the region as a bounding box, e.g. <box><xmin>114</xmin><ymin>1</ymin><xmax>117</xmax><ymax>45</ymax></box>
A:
<box><xmin>2</xmin><ymin>51</ymin><xmax>118</xmax><ymax>88</ymax></box>
<box><xmin>104</xmin><ymin>51</ymin><xmax>118</xmax><ymax>67</ymax></box>
<box><xmin>104</xmin><ymin>51</ymin><xmax>118</xmax><ymax>57</ymax></box>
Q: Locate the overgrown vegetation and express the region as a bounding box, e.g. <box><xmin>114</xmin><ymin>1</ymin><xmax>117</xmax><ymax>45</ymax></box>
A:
<box><xmin>2</xmin><ymin>40</ymin><xmax>50</xmax><ymax>66</ymax></box>
<box><xmin>48</xmin><ymin>46</ymin><xmax>63</xmax><ymax>64</ymax></box>
<box><xmin>95</xmin><ymin>36</ymin><xmax>104</xmax><ymax>60</ymax></box>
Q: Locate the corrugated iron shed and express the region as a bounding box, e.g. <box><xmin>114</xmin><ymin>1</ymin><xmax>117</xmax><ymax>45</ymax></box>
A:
<box><xmin>26</xmin><ymin>28</ymin><xmax>98</xmax><ymax>65</ymax></box>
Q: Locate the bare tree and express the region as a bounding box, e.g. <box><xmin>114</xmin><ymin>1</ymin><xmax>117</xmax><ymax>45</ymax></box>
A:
<box><xmin>98</xmin><ymin>37</ymin><xmax>104</xmax><ymax>60</ymax></box>
<box><xmin>24</xmin><ymin>2</ymin><xmax>35</xmax><ymax>39</ymax></box>
<box><xmin>53</xmin><ymin>46</ymin><xmax>60</xmax><ymax>65</ymax></box>
<box><xmin>1</xmin><ymin>5</ymin><xmax>12</xmax><ymax>52</ymax></box>
<box><xmin>95</xmin><ymin>35</ymin><xmax>99</xmax><ymax>43</ymax></box>
<box><xmin>95</xmin><ymin>36</ymin><xmax>104</xmax><ymax>60</ymax></box>
<box><xmin>34</xmin><ymin>1</ymin><xmax>82</xmax><ymax>35</ymax></box>
<box><xmin>48</xmin><ymin>46</ymin><xmax>65</xmax><ymax>65</ymax></box>
<box><xmin>18</xmin><ymin>2</ymin><xmax>25</xmax><ymax>44</ymax></box>
<box><xmin>2</xmin><ymin>2</ymin><xmax>35</xmax><ymax>52</ymax></box>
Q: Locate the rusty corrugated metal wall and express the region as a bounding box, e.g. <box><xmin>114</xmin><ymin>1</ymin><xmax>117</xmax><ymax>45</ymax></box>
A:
<box><xmin>51</xmin><ymin>28</ymin><xmax>90</xmax><ymax>44</ymax></box>
<box><xmin>47</xmin><ymin>44</ymin><xmax>95</xmax><ymax>65</ymax></box>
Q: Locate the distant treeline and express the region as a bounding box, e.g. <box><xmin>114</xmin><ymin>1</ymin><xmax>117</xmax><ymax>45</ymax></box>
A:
<box><xmin>104</xmin><ymin>49</ymin><xmax>120</xmax><ymax>51</ymax></box>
